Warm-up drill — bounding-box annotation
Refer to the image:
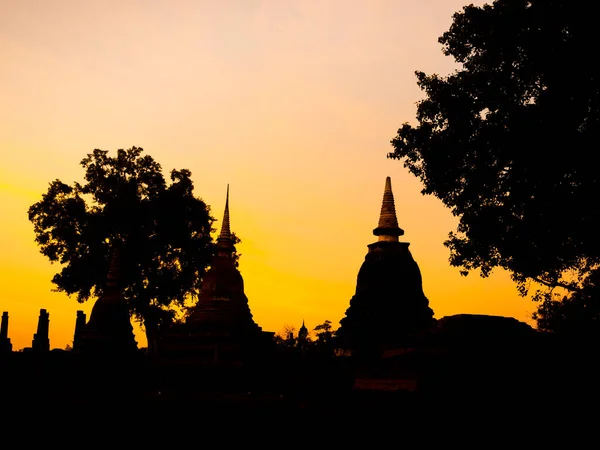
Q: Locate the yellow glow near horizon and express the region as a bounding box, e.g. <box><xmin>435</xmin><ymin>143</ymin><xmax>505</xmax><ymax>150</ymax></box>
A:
<box><xmin>0</xmin><ymin>0</ymin><xmax>537</xmax><ymax>351</ymax></box>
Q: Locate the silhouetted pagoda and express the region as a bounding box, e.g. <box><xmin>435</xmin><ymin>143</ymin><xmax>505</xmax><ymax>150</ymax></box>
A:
<box><xmin>337</xmin><ymin>176</ymin><xmax>434</xmax><ymax>357</ymax></box>
<box><xmin>158</xmin><ymin>185</ymin><xmax>274</xmax><ymax>367</ymax></box>
<box><xmin>75</xmin><ymin>245</ymin><xmax>138</xmax><ymax>355</ymax></box>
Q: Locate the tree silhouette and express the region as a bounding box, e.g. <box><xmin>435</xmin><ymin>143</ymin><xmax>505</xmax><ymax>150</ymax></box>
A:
<box><xmin>534</xmin><ymin>268</ymin><xmax>600</xmax><ymax>339</ymax></box>
<box><xmin>28</xmin><ymin>147</ymin><xmax>215</xmax><ymax>351</ymax></box>
<box><xmin>314</xmin><ymin>320</ymin><xmax>333</xmax><ymax>344</ymax></box>
<box><xmin>274</xmin><ymin>324</ymin><xmax>297</xmax><ymax>348</ymax></box>
<box><xmin>388</xmin><ymin>0</ymin><xmax>600</xmax><ymax>331</ymax></box>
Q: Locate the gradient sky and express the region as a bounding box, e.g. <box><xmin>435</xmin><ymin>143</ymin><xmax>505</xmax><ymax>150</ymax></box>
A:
<box><xmin>0</xmin><ymin>0</ymin><xmax>536</xmax><ymax>351</ymax></box>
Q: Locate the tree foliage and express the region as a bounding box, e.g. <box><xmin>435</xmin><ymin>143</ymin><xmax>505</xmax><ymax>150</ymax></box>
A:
<box><xmin>533</xmin><ymin>269</ymin><xmax>600</xmax><ymax>339</ymax></box>
<box><xmin>314</xmin><ymin>320</ymin><xmax>333</xmax><ymax>344</ymax></box>
<box><xmin>314</xmin><ymin>320</ymin><xmax>332</xmax><ymax>332</ymax></box>
<box><xmin>388</xmin><ymin>0</ymin><xmax>600</xmax><ymax>331</ymax></box>
<box><xmin>28</xmin><ymin>147</ymin><xmax>215</xmax><ymax>346</ymax></box>
<box><xmin>274</xmin><ymin>324</ymin><xmax>297</xmax><ymax>348</ymax></box>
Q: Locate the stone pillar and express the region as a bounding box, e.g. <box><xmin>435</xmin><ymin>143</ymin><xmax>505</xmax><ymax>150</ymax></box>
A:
<box><xmin>1</xmin><ymin>312</ymin><xmax>8</xmax><ymax>340</ymax></box>
<box><xmin>32</xmin><ymin>308</ymin><xmax>50</xmax><ymax>352</ymax></box>
<box><xmin>72</xmin><ymin>310</ymin><xmax>86</xmax><ymax>351</ymax></box>
<box><xmin>0</xmin><ymin>311</ymin><xmax>12</xmax><ymax>353</ymax></box>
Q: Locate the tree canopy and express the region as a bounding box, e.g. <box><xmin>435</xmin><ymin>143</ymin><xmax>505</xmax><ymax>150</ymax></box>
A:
<box><xmin>314</xmin><ymin>320</ymin><xmax>333</xmax><ymax>344</ymax></box>
<box><xmin>388</xmin><ymin>0</ymin><xmax>600</xmax><ymax>330</ymax></box>
<box><xmin>28</xmin><ymin>147</ymin><xmax>215</xmax><ymax>348</ymax></box>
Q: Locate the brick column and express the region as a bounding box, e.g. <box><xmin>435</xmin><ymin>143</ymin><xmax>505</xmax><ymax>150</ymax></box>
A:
<box><xmin>32</xmin><ymin>309</ymin><xmax>50</xmax><ymax>352</ymax></box>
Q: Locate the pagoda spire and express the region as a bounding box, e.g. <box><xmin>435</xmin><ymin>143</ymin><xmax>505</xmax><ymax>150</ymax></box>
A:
<box><xmin>373</xmin><ymin>176</ymin><xmax>404</xmax><ymax>242</ymax></box>
<box><xmin>218</xmin><ymin>184</ymin><xmax>232</xmax><ymax>242</ymax></box>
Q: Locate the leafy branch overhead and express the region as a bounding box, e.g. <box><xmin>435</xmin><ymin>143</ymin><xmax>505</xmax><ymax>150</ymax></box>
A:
<box><xmin>389</xmin><ymin>1</ymin><xmax>599</xmax><ymax>293</ymax></box>
<box><xmin>388</xmin><ymin>0</ymin><xmax>600</xmax><ymax>334</ymax></box>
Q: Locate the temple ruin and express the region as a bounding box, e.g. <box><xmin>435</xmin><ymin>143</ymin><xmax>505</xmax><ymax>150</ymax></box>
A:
<box><xmin>74</xmin><ymin>245</ymin><xmax>138</xmax><ymax>355</ymax></box>
<box><xmin>158</xmin><ymin>185</ymin><xmax>275</xmax><ymax>367</ymax></box>
<box><xmin>1</xmin><ymin>312</ymin><xmax>12</xmax><ymax>353</ymax></box>
<box><xmin>31</xmin><ymin>309</ymin><xmax>50</xmax><ymax>352</ymax></box>
<box><xmin>337</xmin><ymin>176</ymin><xmax>435</xmax><ymax>356</ymax></box>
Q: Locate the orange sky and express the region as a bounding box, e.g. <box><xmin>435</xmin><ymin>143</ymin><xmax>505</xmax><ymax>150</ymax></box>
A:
<box><xmin>0</xmin><ymin>0</ymin><xmax>537</xmax><ymax>351</ymax></box>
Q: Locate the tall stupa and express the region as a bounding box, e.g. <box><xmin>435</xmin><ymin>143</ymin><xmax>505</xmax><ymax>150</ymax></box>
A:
<box><xmin>185</xmin><ymin>184</ymin><xmax>264</xmax><ymax>336</ymax></box>
<box><xmin>158</xmin><ymin>185</ymin><xmax>274</xmax><ymax>367</ymax></box>
<box><xmin>337</xmin><ymin>176</ymin><xmax>434</xmax><ymax>356</ymax></box>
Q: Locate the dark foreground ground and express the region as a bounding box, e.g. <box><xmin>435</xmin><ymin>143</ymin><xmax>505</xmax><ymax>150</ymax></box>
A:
<box><xmin>2</xmin><ymin>344</ymin><xmax>599</xmax><ymax>444</ymax></box>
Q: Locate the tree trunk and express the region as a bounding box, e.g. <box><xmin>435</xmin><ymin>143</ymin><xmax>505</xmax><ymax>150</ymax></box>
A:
<box><xmin>145</xmin><ymin>320</ymin><xmax>160</xmax><ymax>356</ymax></box>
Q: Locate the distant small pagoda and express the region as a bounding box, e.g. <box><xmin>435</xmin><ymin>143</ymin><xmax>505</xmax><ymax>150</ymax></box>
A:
<box><xmin>337</xmin><ymin>176</ymin><xmax>435</xmax><ymax>357</ymax></box>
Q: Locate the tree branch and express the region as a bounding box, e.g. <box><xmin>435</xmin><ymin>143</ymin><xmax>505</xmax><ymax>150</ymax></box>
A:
<box><xmin>531</xmin><ymin>276</ymin><xmax>583</xmax><ymax>293</ymax></box>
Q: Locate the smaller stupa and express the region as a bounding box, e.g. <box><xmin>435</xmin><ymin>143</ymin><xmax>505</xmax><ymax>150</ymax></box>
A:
<box><xmin>75</xmin><ymin>244</ymin><xmax>138</xmax><ymax>355</ymax></box>
<box><xmin>337</xmin><ymin>176</ymin><xmax>435</xmax><ymax>356</ymax></box>
<box><xmin>298</xmin><ymin>320</ymin><xmax>308</xmax><ymax>342</ymax></box>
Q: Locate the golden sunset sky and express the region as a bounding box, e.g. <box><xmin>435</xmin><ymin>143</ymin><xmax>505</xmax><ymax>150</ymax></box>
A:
<box><xmin>0</xmin><ymin>0</ymin><xmax>536</xmax><ymax>351</ymax></box>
